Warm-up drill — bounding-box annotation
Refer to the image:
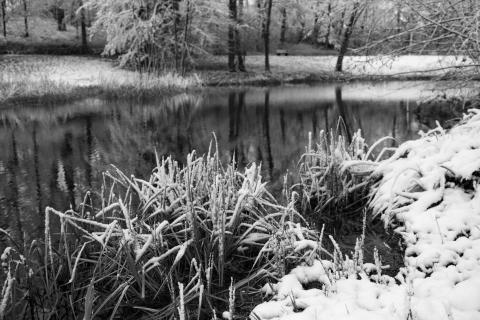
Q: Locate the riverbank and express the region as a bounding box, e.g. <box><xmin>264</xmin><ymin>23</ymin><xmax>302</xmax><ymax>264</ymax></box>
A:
<box><xmin>1</xmin><ymin>105</ymin><xmax>478</xmax><ymax>319</ymax></box>
<box><xmin>0</xmin><ymin>55</ymin><xmax>201</xmax><ymax>105</ymax></box>
<box><xmin>1</xmin><ymin>54</ymin><xmax>478</xmax><ymax>106</ymax></box>
<box><xmin>199</xmin><ymin>55</ymin><xmax>479</xmax><ymax>86</ymax></box>
<box><xmin>251</xmin><ymin>109</ymin><xmax>480</xmax><ymax>320</ymax></box>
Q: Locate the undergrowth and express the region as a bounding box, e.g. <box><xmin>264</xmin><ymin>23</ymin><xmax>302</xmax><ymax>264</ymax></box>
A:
<box><xmin>297</xmin><ymin>126</ymin><xmax>394</xmax><ymax>233</ymax></box>
<box><xmin>0</xmin><ymin>143</ymin><xmax>320</xmax><ymax>320</ymax></box>
<box><xmin>0</xmin><ymin>128</ymin><xmax>400</xmax><ymax>319</ymax></box>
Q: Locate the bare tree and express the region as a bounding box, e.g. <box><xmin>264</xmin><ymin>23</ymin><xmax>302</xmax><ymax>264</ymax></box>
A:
<box><xmin>51</xmin><ymin>3</ymin><xmax>66</xmax><ymax>31</ymax></box>
<box><xmin>262</xmin><ymin>0</ymin><xmax>273</xmax><ymax>71</ymax></box>
<box><xmin>79</xmin><ymin>0</ymin><xmax>88</xmax><ymax>52</ymax></box>
<box><xmin>295</xmin><ymin>0</ymin><xmax>306</xmax><ymax>42</ymax></box>
<box><xmin>279</xmin><ymin>5</ymin><xmax>287</xmax><ymax>48</ymax></box>
<box><xmin>324</xmin><ymin>0</ymin><xmax>332</xmax><ymax>47</ymax></box>
<box><xmin>236</xmin><ymin>0</ymin><xmax>246</xmax><ymax>71</ymax></box>
<box><xmin>228</xmin><ymin>0</ymin><xmax>246</xmax><ymax>72</ymax></box>
<box><xmin>405</xmin><ymin>0</ymin><xmax>479</xmax><ymax>60</ymax></box>
<box><xmin>1</xmin><ymin>0</ymin><xmax>6</xmax><ymax>37</ymax></box>
<box><xmin>337</xmin><ymin>5</ymin><xmax>346</xmax><ymax>37</ymax></box>
<box><xmin>23</xmin><ymin>0</ymin><xmax>29</xmax><ymax>37</ymax></box>
<box><xmin>335</xmin><ymin>0</ymin><xmax>363</xmax><ymax>72</ymax></box>
<box><xmin>172</xmin><ymin>0</ymin><xmax>181</xmax><ymax>70</ymax></box>
<box><xmin>228</xmin><ymin>0</ymin><xmax>237</xmax><ymax>71</ymax></box>
<box><xmin>354</xmin><ymin>0</ymin><xmax>479</xmax><ymax>74</ymax></box>
<box><xmin>311</xmin><ymin>0</ymin><xmax>322</xmax><ymax>45</ymax></box>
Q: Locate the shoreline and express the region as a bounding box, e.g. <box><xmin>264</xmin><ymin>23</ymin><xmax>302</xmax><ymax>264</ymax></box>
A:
<box><xmin>1</xmin><ymin>54</ymin><xmax>478</xmax><ymax>106</ymax></box>
<box><xmin>252</xmin><ymin>110</ymin><xmax>480</xmax><ymax>320</ymax></box>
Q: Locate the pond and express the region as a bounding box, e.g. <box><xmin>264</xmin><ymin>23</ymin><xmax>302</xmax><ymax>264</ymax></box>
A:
<box><xmin>0</xmin><ymin>81</ymin><xmax>466</xmax><ymax>250</ymax></box>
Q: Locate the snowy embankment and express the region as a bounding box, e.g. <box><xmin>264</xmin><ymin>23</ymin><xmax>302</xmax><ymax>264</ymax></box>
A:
<box><xmin>251</xmin><ymin>109</ymin><xmax>480</xmax><ymax>320</ymax></box>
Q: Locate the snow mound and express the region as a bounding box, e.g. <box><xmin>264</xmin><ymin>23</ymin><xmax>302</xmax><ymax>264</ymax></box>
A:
<box><xmin>251</xmin><ymin>109</ymin><xmax>480</xmax><ymax>320</ymax></box>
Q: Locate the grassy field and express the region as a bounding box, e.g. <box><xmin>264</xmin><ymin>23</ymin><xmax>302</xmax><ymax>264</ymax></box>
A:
<box><xmin>0</xmin><ymin>55</ymin><xmax>202</xmax><ymax>105</ymax></box>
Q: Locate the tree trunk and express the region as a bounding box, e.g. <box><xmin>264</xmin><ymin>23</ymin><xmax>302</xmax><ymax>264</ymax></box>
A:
<box><xmin>228</xmin><ymin>0</ymin><xmax>237</xmax><ymax>71</ymax></box>
<box><xmin>256</xmin><ymin>0</ymin><xmax>263</xmax><ymax>51</ymax></box>
<box><xmin>1</xmin><ymin>0</ymin><xmax>6</xmax><ymax>38</ymax></box>
<box><xmin>236</xmin><ymin>0</ymin><xmax>246</xmax><ymax>71</ymax></box>
<box><xmin>396</xmin><ymin>2</ymin><xmax>402</xmax><ymax>47</ymax></box>
<box><xmin>337</xmin><ymin>7</ymin><xmax>346</xmax><ymax>37</ymax></box>
<box><xmin>262</xmin><ymin>0</ymin><xmax>273</xmax><ymax>72</ymax></box>
<box><xmin>335</xmin><ymin>1</ymin><xmax>362</xmax><ymax>72</ymax></box>
<box><xmin>180</xmin><ymin>0</ymin><xmax>191</xmax><ymax>74</ymax></box>
<box><xmin>54</xmin><ymin>6</ymin><xmax>66</xmax><ymax>31</ymax></box>
<box><xmin>297</xmin><ymin>15</ymin><xmax>305</xmax><ymax>42</ymax></box>
<box><xmin>79</xmin><ymin>1</ymin><xmax>88</xmax><ymax>53</ymax></box>
<box><xmin>312</xmin><ymin>12</ymin><xmax>320</xmax><ymax>45</ymax></box>
<box><xmin>279</xmin><ymin>6</ymin><xmax>287</xmax><ymax>48</ymax></box>
<box><xmin>172</xmin><ymin>0</ymin><xmax>181</xmax><ymax>71</ymax></box>
<box><xmin>23</xmin><ymin>0</ymin><xmax>29</xmax><ymax>37</ymax></box>
<box><xmin>325</xmin><ymin>1</ymin><xmax>332</xmax><ymax>46</ymax></box>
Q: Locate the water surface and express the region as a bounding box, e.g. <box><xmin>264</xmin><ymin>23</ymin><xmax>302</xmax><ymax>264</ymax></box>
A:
<box><xmin>0</xmin><ymin>81</ymin><xmax>464</xmax><ymax>248</ymax></box>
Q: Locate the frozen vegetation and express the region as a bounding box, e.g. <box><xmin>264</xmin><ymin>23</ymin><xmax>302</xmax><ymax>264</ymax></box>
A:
<box><xmin>1</xmin><ymin>55</ymin><xmax>475</xmax><ymax>105</ymax></box>
<box><xmin>0</xmin><ymin>55</ymin><xmax>201</xmax><ymax>104</ymax></box>
<box><xmin>251</xmin><ymin>109</ymin><xmax>480</xmax><ymax>320</ymax></box>
<box><xmin>1</xmin><ymin>106</ymin><xmax>479</xmax><ymax>319</ymax></box>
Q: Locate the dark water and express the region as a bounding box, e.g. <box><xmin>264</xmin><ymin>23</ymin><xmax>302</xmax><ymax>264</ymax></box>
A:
<box><xmin>0</xmin><ymin>81</ymin><xmax>463</xmax><ymax>249</ymax></box>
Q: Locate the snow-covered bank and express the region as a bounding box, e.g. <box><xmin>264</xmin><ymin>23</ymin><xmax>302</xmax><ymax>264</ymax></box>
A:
<box><xmin>251</xmin><ymin>109</ymin><xmax>480</xmax><ymax>320</ymax></box>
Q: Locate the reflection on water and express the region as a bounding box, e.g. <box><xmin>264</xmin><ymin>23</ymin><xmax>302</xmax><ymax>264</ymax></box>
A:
<box><xmin>0</xmin><ymin>81</ymin><xmax>462</xmax><ymax>249</ymax></box>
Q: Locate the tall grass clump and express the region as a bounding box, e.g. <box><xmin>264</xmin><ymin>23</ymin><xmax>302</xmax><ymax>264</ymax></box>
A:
<box><xmin>297</xmin><ymin>127</ymin><xmax>394</xmax><ymax>234</ymax></box>
<box><xmin>0</xmin><ymin>143</ymin><xmax>319</xmax><ymax>319</ymax></box>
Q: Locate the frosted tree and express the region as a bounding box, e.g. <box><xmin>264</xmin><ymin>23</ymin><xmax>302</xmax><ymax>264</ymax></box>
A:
<box><xmin>84</xmin><ymin>0</ymin><xmax>227</xmax><ymax>73</ymax></box>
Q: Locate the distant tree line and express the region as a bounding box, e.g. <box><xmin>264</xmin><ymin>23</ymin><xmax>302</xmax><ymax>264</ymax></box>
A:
<box><xmin>0</xmin><ymin>0</ymin><xmax>89</xmax><ymax>52</ymax></box>
<box><xmin>1</xmin><ymin>0</ymin><xmax>478</xmax><ymax>73</ymax></box>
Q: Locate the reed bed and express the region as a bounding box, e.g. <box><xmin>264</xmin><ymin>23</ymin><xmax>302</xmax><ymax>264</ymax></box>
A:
<box><xmin>0</xmin><ymin>124</ymin><xmax>402</xmax><ymax>319</ymax></box>
<box><xmin>294</xmin><ymin>128</ymin><xmax>406</xmax><ymax>273</ymax></box>
<box><xmin>0</xmin><ymin>143</ymin><xmax>324</xmax><ymax>320</ymax></box>
<box><xmin>297</xmin><ymin>127</ymin><xmax>394</xmax><ymax>232</ymax></box>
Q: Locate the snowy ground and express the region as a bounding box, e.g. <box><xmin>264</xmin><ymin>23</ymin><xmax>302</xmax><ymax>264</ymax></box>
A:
<box><xmin>251</xmin><ymin>109</ymin><xmax>480</xmax><ymax>320</ymax></box>
<box><xmin>205</xmin><ymin>55</ymin><xmax>476</xmax><ymax>77</ymax></box>
<box><xmin>0</xmin><ymin>55</ymin><xmax>475</xmax><ymax>96</ymax></box>
<box><xmin>0</xmin><ymin>55</ymin><xmax>200</xmax><ymax>103</ymax></box>
<box><xmin>0</xmin><ymin>55</ymin><xmax>199</xmax><ymax>88</ymax></box>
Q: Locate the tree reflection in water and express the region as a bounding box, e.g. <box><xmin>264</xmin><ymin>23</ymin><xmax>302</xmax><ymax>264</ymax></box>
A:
<box><xmin>0</xmin><ymin>81</ymin><xmax>463</xmax><ymax>250</ymax></box>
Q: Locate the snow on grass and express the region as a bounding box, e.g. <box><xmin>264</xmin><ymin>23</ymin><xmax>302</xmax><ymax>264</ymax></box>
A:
<box><xmin>0</xmin><ymin>55</ymin><xmax>201</xmax><ymax>88</ymax></box>
<box><xmin>207</xmin><ymin>55</ymin><xmax>475</xmax><ymax>77</ymax></box>
<box><xmin>343</xmin><ymin>55</ymin><xmax>476</xmax><ymax>76</ymax></box>
<box><xmin>251</xmin><ymin>109</ymin><xmax>480</xmax><ymax>320</ymax></box>
<box><xmin>0</xmin><ymin>55</ymin><xmax>201</xmax><ymax>103</ymax></box>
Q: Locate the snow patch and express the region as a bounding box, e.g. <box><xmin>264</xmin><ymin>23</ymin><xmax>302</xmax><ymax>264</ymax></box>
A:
<box><xmin>251</xmin><ymin>109</ymin><xmax>480</xmax><ymax>320</ymax></box>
